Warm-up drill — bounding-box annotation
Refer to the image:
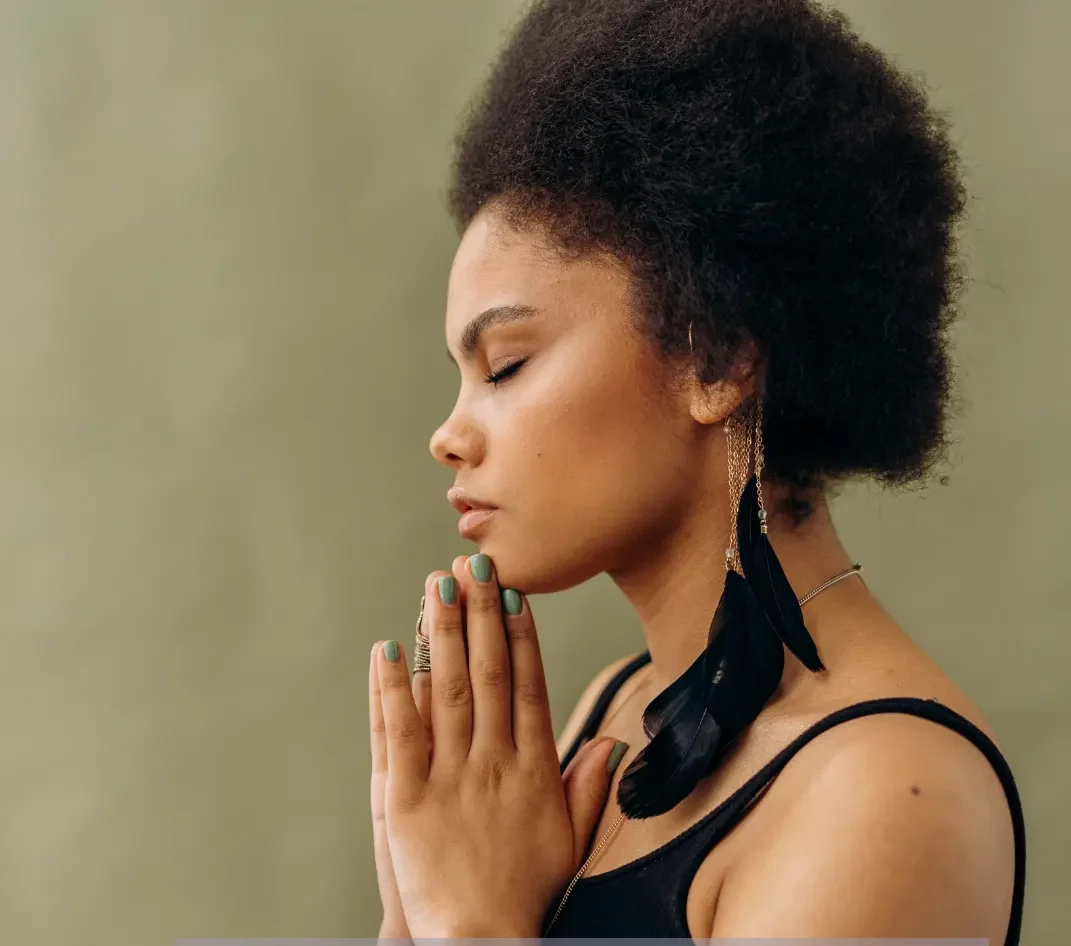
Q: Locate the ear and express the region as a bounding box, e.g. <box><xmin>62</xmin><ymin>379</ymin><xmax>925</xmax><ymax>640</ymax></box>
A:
<box><xmin>686</xmin><ymin>342</ymin><xmax>761</xmax><ymax>426</ymax></box>
<box><xmin>689</xmin><ymin>378</ymin><xmax>740</xmax><ymax>425</ymax></box>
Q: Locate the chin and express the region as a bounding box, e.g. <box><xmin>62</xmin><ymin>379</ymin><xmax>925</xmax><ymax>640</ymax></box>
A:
<box><xmin>474</xmin><ymin>535</ymin><xmax>604</xmax><ymax>596</ymax></box>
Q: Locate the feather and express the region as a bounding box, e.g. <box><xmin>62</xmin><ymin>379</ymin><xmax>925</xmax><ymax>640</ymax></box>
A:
<box><xmin>616</xmin><ymin>571</ymin><xmax>784</xmax><ymax>818</ymax></box>
<box><xmin>736</xmin><ymin>474</ymin><xmax>825</xmax><ymax>672</ymax></box>
<box><xmin>636</xmin><ymin>636</ymin><xmax>709</xmax><ymax>742</ymax></box>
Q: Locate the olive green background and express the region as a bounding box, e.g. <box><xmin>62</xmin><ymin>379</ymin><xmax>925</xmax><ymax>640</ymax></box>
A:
<box><xmin>0</xmin><ymin>1</ymin><xmax>1065</xmax><ymax>943</ymax></box>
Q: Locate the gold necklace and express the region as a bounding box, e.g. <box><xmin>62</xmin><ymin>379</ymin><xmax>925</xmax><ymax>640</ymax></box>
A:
<box><xmin>542</xmin><ymin>563</ymin><xmax>863</xmax><ymax>934</ymax></box>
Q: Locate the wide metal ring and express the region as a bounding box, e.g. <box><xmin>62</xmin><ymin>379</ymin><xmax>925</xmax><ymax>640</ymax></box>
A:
<box><xmin>412</xmin><ymin>594</ymin><xmax>431</xmax><ymax>675</ymax></box>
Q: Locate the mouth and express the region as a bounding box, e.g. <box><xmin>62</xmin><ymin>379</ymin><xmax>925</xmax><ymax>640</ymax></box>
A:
<box><xmin>458</xmin><ymin>507</ymin><xmax>496</xmax><ymax>538</ymax></box>
<box><xmin>447</xmin><ymin>487</ymin><xmax>498</xmax><ymax>537</ymax></box>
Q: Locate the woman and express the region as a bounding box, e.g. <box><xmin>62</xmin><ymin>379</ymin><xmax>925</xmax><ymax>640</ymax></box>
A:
<box><xmin>368</xmin><ymin>0</ymin><xmax>1025</xmax><ymax>940</ymax></box>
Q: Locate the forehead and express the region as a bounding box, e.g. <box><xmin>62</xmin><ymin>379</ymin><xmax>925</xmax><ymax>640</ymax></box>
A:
<box><xmin>447</xmin><ymin>212</ymin><xmax>558</xmax><ymax>311</ymax></box>
<box><xmin>445</xmin><ymin>208</ymin><xmax>630</xmax><ymax>335</ymax></box>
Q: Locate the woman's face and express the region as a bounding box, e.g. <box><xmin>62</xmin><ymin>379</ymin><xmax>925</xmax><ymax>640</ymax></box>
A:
<box><xmin>429</xmin><ymin>207</ymin><xmax>714</xmax><ymax>594</ymax></box>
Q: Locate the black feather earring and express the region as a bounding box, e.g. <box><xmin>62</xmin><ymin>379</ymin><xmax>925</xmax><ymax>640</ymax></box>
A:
<box><xmin>736</xmin><ymin>402</ymin><xmax>825</xmax><ymax>673</ymax></box>
<box><xmin>616</xmin><ymin>398</ymin><xmax>788</xmax><ymax>819</ymax></box>
<box><xmin>615</xmin><ymin>569</ymin><xmax>784</xmax><ymax>818</ymax></box>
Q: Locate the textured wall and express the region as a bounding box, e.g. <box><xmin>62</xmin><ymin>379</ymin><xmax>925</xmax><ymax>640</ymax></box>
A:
<box><xmin>0</xmin><ymin>2</ymin><xmax>1065</xmax><ymax>943</ymax></box>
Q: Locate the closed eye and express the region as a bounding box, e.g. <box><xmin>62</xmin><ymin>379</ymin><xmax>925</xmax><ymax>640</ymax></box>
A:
<box><xmin>484</xmin><ymin>358</ymin><xmax>527</xmax><ymax>386</ymax></box>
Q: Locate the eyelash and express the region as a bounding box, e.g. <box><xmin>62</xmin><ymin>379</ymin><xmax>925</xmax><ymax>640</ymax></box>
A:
<box><xmin>484</xmin><ymin>358</ymin><xmax>527</xmax><ymax>386</ymax></box>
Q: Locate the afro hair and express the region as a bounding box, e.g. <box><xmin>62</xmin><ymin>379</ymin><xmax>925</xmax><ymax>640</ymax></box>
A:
<box><xmin>446</xmin><ymin>0</ymin><xmax>970</xmax><ymax>513</ymax></box>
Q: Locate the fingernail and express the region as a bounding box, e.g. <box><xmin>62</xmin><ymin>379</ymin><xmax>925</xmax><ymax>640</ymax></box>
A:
<box><xmin>607</xmin><ymin>740</ymin><xmax>629</xmax><ymax>774</ymax></box>
<box><xmin>501</xmin><ymin>588</ymin><xmax>523</xmax><ymax>616</ymax></box>
<box><xmin>469</xmin><ymin>553</ymin><xmax>492</xmax><ymax>583</ymax></box>
<box><xmin>437</xmin><ymin>576</ymin><xmax>457</xmax><ymax>605</ymax></box>
<box><xmin>383</xmin><ymin>640</ymin><xmax>399</xmax><ymax>662</ymax></box>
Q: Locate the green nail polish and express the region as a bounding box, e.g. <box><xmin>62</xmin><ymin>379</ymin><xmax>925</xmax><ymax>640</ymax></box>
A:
<box><xmin>501</xmin><ymin>588</ymin><xmax>523</xmax><ymax>616</ymax></box>
<box><xmin>383</xmin><ymin>640</ymin><xmax>399</xmax><ymax>662</ymax></box>
<box><xmin>437</xmin><ymin>576</ymin><xmax>457</xmax><ymax>605</ymax></box>
<box><xmin>470</xmin><ymin>553</ymin><xmax>492</xmax><ymax>583</ymax></box>
<box><xmin>607</xmin><ymin>740</ymin><xmax>629</xmax><ymax>774</ymax></box>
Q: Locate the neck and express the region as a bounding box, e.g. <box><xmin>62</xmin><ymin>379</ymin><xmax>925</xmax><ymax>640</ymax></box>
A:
<box><xmin>606</xmin><ymin>486</ymin><xmax>870</xmax><ymax>698</ymax></box>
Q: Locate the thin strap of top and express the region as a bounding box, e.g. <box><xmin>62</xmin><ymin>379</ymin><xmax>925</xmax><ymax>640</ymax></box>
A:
<box><xmin>558</xmin><ymin>651</ymin><xmax>652</xmax><ymax>772</ymax></box>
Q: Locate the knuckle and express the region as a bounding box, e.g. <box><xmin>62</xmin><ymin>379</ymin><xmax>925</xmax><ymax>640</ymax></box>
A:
<box><xmin>475</xmin><ymin>659</ymin><xmax>510</xmax><ymax>689</ymax></box>
<box><xmin>467</xmin><ymin>591</ymin><xmax>501</xmax><ymax>615</ymax></box>
<box><xmin>389</xmin><ymin>784</ymin><xmax>427</xmax><ymax>817</ymax></box>
<box><xmin>514</xmin><ymin>680</ymin><xmax>547</xmax><ymax>707</ymax></box>
<box><xmin>521</xmin><ymin>756</ymin><xmax>555</xmax><ymax>791</ymax></box>
<box><xmin>504</xmin><ymin>619</ymin><xmax>533</xmax><ymax>643</ymax></box>
<box><xmin>370</xmin><ymin>794</ymin><xmax>387</xmax><ymax>823</ymax></box>
<box><xmin>585</xmin><ymin>778</ymin><xmax>605</xmax><ymax>807</ymax></box>
<box><xmin>380</xmin><ymin>673</ymin><xmax>411</xmax><ymax>693</ymax></box>
<box><xmin>388</xmin><ymin>716</ymin><xmax>422</xmax><ymax>745</ymax></box>
<box><xmin>438</xmin><ymin>675</ymin><xmax>472</xmax><ymax>708</ymax></box>
<box><xmin>433</xmin><ymin>606</ymin><xmax>464</xmax><ymax>636</ymax></box>
<box><xmin>473</xmin><ymin>750</ymin><xmax>515</xmax><ymax>790</ymax></box>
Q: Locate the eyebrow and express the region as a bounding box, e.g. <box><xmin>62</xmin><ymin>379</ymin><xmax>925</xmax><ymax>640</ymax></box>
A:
<box><xmin>446</xmin><ymin>304</ymin><xmax>541</xmax><ymax>366</ymax></box>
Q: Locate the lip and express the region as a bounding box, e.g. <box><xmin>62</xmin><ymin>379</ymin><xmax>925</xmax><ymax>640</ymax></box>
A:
<box><xmin>447</xmin><ymin>486</ymin><xmax>498</xmax><ymax>514</ymax></box>
<box><xmin>458</xmin><ymin>507</ymin><xmax>496</xmax><ymax>538</ymax></box>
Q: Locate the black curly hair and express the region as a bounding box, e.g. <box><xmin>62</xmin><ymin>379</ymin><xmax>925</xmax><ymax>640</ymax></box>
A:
<box><xmin>446</xmin><ymin>0</ymin><xmax>970</xmax><ymax>518</ymax></box>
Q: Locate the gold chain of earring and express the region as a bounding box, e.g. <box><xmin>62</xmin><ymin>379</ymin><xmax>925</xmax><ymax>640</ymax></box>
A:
<box><xmin>724</xmin><ymin>399</ymin><xmax>755</xmax><ymax>573</ymax></box>
<box><xmin>753</xmin><ymin>398</ymin><xmax>768</xmax><ymax>535</ymax></box>
<box><xmin>687</xmin><ymin>320</ymin><xmax>769</xmax><ymax>564</ymax></box>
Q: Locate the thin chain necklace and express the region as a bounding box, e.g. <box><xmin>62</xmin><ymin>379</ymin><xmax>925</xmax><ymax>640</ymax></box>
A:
<box><xmin>542</xmin><ymin>562</ymin><xmax>864</xmax><ymax>935</ymax></box>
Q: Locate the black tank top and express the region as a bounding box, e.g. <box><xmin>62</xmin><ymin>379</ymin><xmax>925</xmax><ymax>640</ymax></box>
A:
<box><xmin>548</xmin><ymin>651</ymin><xmax>1026</xmax><ymax>943</ymax></box>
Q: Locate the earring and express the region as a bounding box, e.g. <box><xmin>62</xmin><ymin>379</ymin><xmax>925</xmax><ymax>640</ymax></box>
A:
<box><xmin>723</xmin><ymin>399</ymin><xmax>755</xmax><ymax>575</ymax></box>
<box><xmin>615</xmin><ymin>390</ymin><xmax>829</xmax><ymax>819</ymax></box>
<box><xmin>735</xmin><ymin>401</ymin><xmax>825</xmax><ymax>672</ymax></box>
<box><xmin>616</xmin><ymin>393</ymin><xmax>785</xmax><ymax>819</ymax></box>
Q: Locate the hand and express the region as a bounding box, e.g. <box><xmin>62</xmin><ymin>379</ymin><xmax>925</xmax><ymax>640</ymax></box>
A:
<box><xmin>368</xmin><ymin>553</ymin><xmax>625</xmax><ymax>938</ymax></box>
<box><xmin>369</xmin><ymin>572</ymin><xmax>446</xmax><ymax>941</ymax></box>
<box><xmin>370</xmin><ymin>562</ymin><xmax>471</xmax><ymax>940</ymax></box>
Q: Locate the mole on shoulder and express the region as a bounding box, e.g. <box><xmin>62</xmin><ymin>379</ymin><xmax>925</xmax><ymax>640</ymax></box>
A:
<box><xmin>910</xmin><ymin>785</ymin><xmax>921</xmax><ymax>795</ymax></box>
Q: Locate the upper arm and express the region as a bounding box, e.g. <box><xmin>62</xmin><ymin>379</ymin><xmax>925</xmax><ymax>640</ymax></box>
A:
<box><xmin>709</xmin><ymin>714</ymin><xmax>1017</xmax><ymax>941</ymax></box>
<box><xmin>555</xmin><ymin>652</ymin><xmax>644</xmax><ymax>762</ymax></box>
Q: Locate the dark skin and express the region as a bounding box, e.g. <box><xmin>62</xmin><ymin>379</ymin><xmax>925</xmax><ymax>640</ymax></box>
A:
<box><xmin>369</xmin><ymin>205</ymin><xmax>1016</xmax><ymax>940</ymax></box>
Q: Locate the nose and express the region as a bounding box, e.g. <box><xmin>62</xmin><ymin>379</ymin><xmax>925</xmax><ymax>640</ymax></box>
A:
<box><xmin>429</xmin><ymin>412</ymin><xmax>485</xmax><ymax>469</ymax></box>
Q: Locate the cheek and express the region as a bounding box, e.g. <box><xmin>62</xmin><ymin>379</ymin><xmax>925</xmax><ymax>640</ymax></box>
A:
<box><xmin>486</xmin><ymin>371</ymin><xmax>691</xmax><ymax>591</ymax></box>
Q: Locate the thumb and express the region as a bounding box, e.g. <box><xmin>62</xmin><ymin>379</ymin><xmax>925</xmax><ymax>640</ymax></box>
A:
<box><xmin>562</xmin><ymin>737</ymin><xmax>630</xmax><ymax>871</ymax></box>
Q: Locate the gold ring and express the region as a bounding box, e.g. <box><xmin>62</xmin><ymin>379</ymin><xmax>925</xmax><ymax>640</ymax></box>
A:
<box><xmin>413</xmin><ymin>594</ymin><xmax>431</xmax><ymax>675</ymax></box>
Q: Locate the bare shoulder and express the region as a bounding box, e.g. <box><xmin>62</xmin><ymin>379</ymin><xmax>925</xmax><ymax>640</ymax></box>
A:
<box><xmin>555</xmin><ymin>651</ymin><xmax>646</xmax><ymax>761</ymax></box>
<box><xmin>712</xmin><ymin>707</ymin><xmax>1018</xmax><ymax>940</ymax></box>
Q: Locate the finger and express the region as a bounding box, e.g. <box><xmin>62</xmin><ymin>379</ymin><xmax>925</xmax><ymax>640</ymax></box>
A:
<box><xmin>369</xmin><ymin>638</ymin><xmax>389</xmax><ymax>781</ymax></box>
<box><xmin>370</xmin><ymin>640</ymin><xmax>413</xmax><ymax>934</ymax></box>
<box><xmin>455</xmin><ymin>553</ymin><xmax>513</xmax><ymax>751</ymax></box>
<box><xmin>369</xmin><ymin>639</ymin><xmax>396</xmax><ymax>806</ymax></box>
<box><xmin>413</xmin><ymin>670</ymin><xmax>433</xmax><ymax>757</ymax></box>
<box><xmin>562</xmin><ymin>737</ymin><xmax>629</xmax><ymax>870</ymax></box>
<box><xmin>412</xmin><ymin>594</ymin><xmax>435</xmax><ymax>756</ymax></box>
<box><xmin>376</xmin><ymin>639</ymin><xmax>430</xmax><ymax>790</ymax></box>
<box><xmin>371</xmin><ymin>819</ymin><xmax>406</xmax><ymax>931</ymax></box>
<box><xmin>371</xmin><ymin>775</ymin><xmax>406</xmax><ymax>930</ymax></box>
<box><xmin>371</xmin><ymin>788</ymin><xmax>406</xmax><ymax>929</ymax></box>
<box><xmin>498</xmin><ymin>586</ymin><xmax>556</xmax><ymax>756</ymax></box>
<box><xmin>426</xmin><ymin>569</ymin><xmax>473</xmax><ymax>762</ymax></box>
